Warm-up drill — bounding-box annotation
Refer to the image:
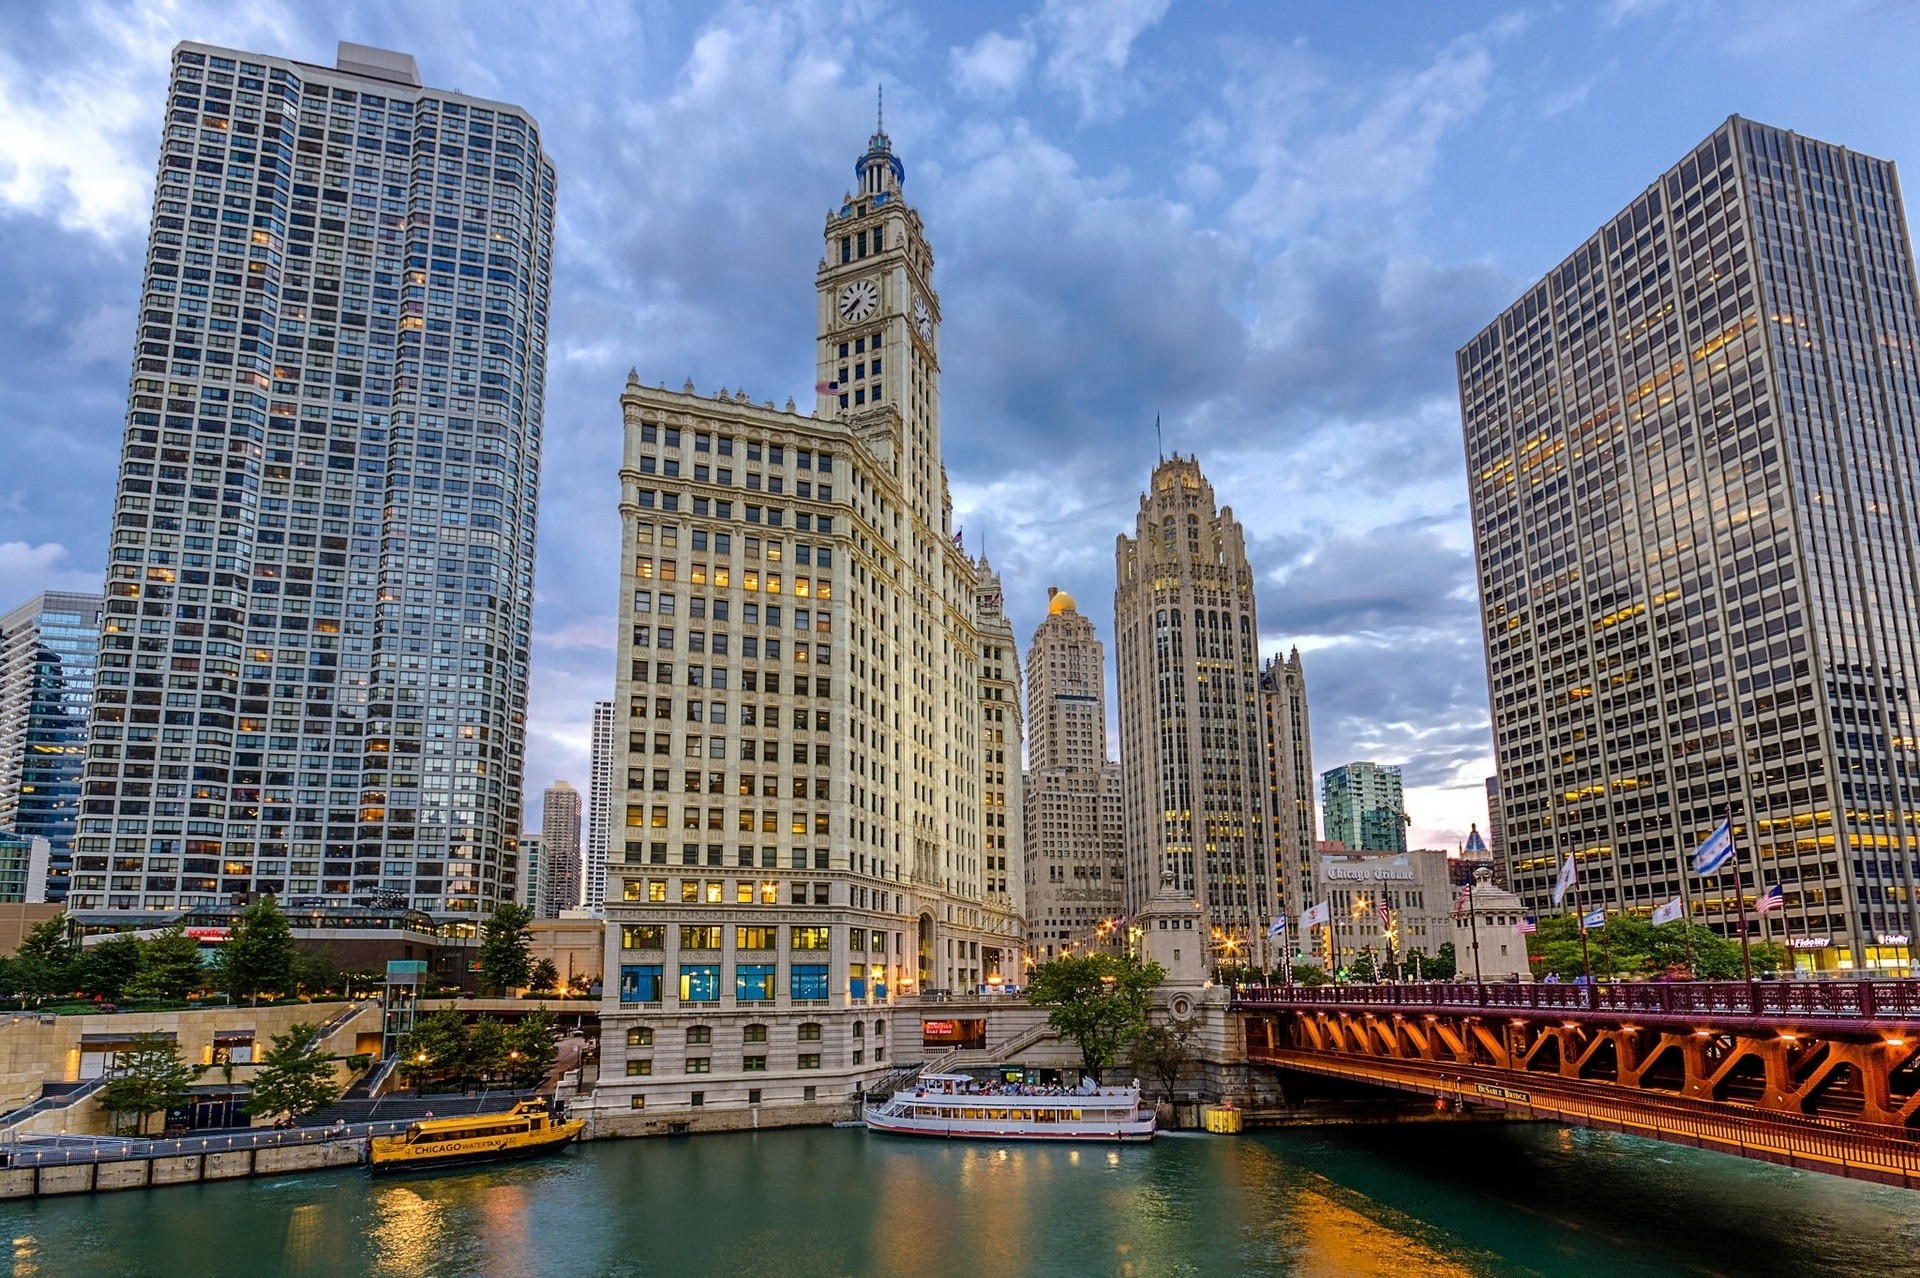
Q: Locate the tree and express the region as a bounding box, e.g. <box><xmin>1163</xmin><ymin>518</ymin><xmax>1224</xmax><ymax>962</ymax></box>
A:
<box><xmin>1291</xmin><ymin>963</ymin><xmax>1332</xmax><ymax>987</ymax></box>
<box><xmin>397</xmin><ymin>1008</ymin><xmax>472</xmax><ymax>1091</ymax></box>
<box><xmin>467</xmin><ymin>1017</ymin><xmax>510</xmax><ymax>1088</ymax></box>
<box><xmin>295</xmin><ymin>945</ymin><xmax>343</xmax><ymax>998</ymax></box>
<box><xmin>1526</xmin><ymin>913</ymin><xmax>1794</xmax><ymax>980</ymax></box>
<box><xmin>245</xmin><ymin>1022</ymin><xmax>342</xmax><ymax>1122</ymax></box>
<box><xmin>1419</xmin><ymin>942</ymin><xmax>1457</xmax><ymax>981</ymax></box>
<box><xmin>79</xmin><ymin>933</ymin><xmax>145</xmax><ymax>1002</ymax></box>
<box><xmin>477</xmin><ymin>904</ymin><xmax>535</xmax><ymax>994</ymax></box>
<box><xmin>98</xmin><ymin>1033</ymin><xmax>200</xmax><ymax>1136</ymax></box>
<box><xmin>129</xmin><ymin>925</ymin><xmax>207</xmax><ymax>1002</ymax></box>
<box><xmin>528</xmin><ymin>958</ymin><xmax>560</xmax><ymax>996</ymax></box>
<box><xmin>219</xmin><ymin>897</ymin><xmax>298</xmax><ymax>1005</ymax></box>
<box><xmin>1126</xmin><ymin>1021</ymin><xmax>1194</xmax><ymax>1101</ymax></box>
<box><xmin>1026</xmin><ymin>952</ymin><xmax>1165</xmax><ymax>1083</ymax></box>
<box><xmin>503</xmin><ymin>1007</ymin><xmax>559</xmax><ymax>1089</ymax></box>
<box><xmin>10</xmin><ymin>914</ymin><xmax>74</xmax><ymax>1004</ymax></box>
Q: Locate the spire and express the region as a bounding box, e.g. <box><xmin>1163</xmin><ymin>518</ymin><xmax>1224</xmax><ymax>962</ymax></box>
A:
<box><xmin>1155</xmin><ymin>412</ymin><xmax>1164</xmax><ymax>462</ymax></box>
<box><xmin>877</xmin><ymin>83</ymin><xmax>884</xmax><ymax>135</ymax></box>
<box><xmin>857</xmin><ymin>86</ymin><xmax>904</xmax><ymax>198</ymax></box>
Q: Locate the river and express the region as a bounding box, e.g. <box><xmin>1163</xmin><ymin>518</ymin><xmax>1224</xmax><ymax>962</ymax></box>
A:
<box><xmin>4</xmin><ymin>1122</ymin><xmax>1918</xmax><ymax>1277</ymax></box>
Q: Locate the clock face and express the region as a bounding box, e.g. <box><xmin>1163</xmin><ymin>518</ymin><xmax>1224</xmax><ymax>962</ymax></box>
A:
<box><xmin>913</xmin><ymin>294</ymin><xmax>932</xmax><ymax>341</ymax></box>
<box><xmin>839</xmin><ymin>279</ymin><xmax>879</xmax><ymax>323</ymax></box>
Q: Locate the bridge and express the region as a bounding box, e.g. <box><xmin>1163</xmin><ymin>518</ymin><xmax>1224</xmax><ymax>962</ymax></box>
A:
<box><xmin>1231</xmin><ymin>979</ymin><xmax>1920</xmax><ymax>1188</ymax></box>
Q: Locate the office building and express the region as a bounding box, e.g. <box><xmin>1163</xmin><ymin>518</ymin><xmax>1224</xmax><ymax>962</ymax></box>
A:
<box><xmin>0</xmin><ymin>834</ymin><xmax>51</xmax><ymax>905</ymax></box>
<box><xmin>1321</xmin><ymin>762</ymin><xmax>1407</xmax><ymax>854</ymax></box>
<box><xmin>1461</xmin><ymin>117</ymin><xmax>1920</xmax><ymax>972</ymax></box>
<box><xmin>73</xmin><ymin>41</ymin><xmax>555</xmax><ymax>917</ymax></box>
<box><xmin>1258</xmin><ymin>648</ymin><xmax>1316</xmax><ymax>942</ymax></box>
<box><xmin>591</xmin><ymin>115</ymin><xmax>1023</xmax><ymax>1131</ymax></box>
<box><xmin>538</xmin><ymin>779</ymin><xmax>582</xmax><ymax>918</ymax></box>
<box><xmin>0</xmin><ymin>592</ymin><xmax>102</xmax><ymax>900</ymax></box>
<box><xmin>1484</xmin><ymin>776</ymin><xmax>1504</xmax><ymax>860</ymax></box>
<box><xmin>519</xmin><ymin>834</ymin><xmax>540</xmax><ymax>911</ymax></box>
<box><xmin>1312</xmin><ymin>846</ymin><xmax>1453</xmax><ymax>977</ymax></box>
<box><xmin>1114</xmin><ymin>455</ymin><xmax>1272</xmax><ymax>954</ymax></box>
<box><xmin>586</xmin><ymin>699</ymin><xmax>615</xmax><ymax>911</ymax></box>
<box><xmin>1023</xmin><ymin>587</ymin><xmax>1124</xmax><ymax>959</ymax></box>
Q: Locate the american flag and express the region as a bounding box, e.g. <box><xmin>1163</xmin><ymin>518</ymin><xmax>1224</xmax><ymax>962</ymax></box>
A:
<box><xmin>1756</xmin><ymin>884</ymin><xmax>1785</xmax><ymax>913</ymax></box>
<box><xmin>1518</xmin><ymin>916</ymin><xmax>1537</xmax><ymax>934</ymax></box>
<box><xmin>1452</xmin><ymin>883</ymin><xmax>1472</xmax><ymax>918</ymax></box>
<box><xmin>1377</xmin><ymin>898</ymin><xmax>1391</xmax><ymax>931</ymax></box>
<box><xmin>815</xmin><ymin>380</ymin><xmax>839</xmax><ymax>393</ymax></box>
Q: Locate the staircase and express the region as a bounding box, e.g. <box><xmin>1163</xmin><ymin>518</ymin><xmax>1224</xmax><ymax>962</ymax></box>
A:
<box><xmin>994</xmin><ymin>1022</ymin><xmax>1057</xmax><ymax>1060</ymax></box>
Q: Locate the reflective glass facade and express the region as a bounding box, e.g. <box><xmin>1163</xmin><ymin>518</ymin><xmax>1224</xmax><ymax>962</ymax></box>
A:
<box><xmin>0</xmin><ymin>592</ymin><xmax>102</xmax><ymax>900</ymax></box>
<box><xmin>1461</xmin><ymin>117</ymin><xmax>1920</xmax><ymax>971</ymax></box>
<box><xmin>76</xmin><ymin>42</ymin><xmax>554</xmax><ymax>916</ymax></box>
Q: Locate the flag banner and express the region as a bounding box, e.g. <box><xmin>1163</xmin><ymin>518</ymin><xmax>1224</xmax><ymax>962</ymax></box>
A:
<box><xmin>1377</xmin><ymin>899</ymin><xmax>1392</xmax><ymax>931</ymax></box>
<box><xmin>1756</xmin><ymin>884</ymin><xmax>1785</xmax><ymax>913</ymax></box>
<box><xmin>1453</xmin><ymin>883</ymin><xmax>1473</xmax><ymax>918</ymax></box>
<box><xmin>1301</xmin><ymin>900</ymin><xmax>1331</xmax><ymax>929</ymax></box>
<box><xmin>1582</xmin><ymin>907</ymin><xmax>1605</xmax><ymax>929</ymax></box>
<box><xmin>1518</xmin><ymin>916</ymin><xmax>1536</xmax><ymax>934</ymax></box>
<box><xmin>1651</xmin><ymin>897</ymin><xmax>1685</xmax><ymax>926</ymax></box>
<box><xmin>1691</xmin><ymin>819</ymin><xmax>1735</xmax><ymax>875</ymax></box>
<box><xmin>814</xmin><ymin>380</ymin><xmax>838</xmax><ymax>393</ymax></box>
<box><xmin>1551</xmin><ymin>852</ymin><xmax>1578</xmax><ymax>905</ymax></box>
<box><xmin>1267</xmin><ymin>915</ymin><xmax>1286</xmax><ymax>940</ymax></box>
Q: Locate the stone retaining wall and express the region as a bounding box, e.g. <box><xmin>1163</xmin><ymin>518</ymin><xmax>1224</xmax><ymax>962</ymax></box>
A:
<box><xmin>0</xmin><ymin>1138</ymin><xmax>365</xmax><ymax>1199</ymax></box>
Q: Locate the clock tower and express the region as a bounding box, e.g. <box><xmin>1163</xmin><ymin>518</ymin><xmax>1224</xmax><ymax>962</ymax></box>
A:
<box><xmin>816</xmin><ymin>97</ymin><xmax>942</xmax><ymax>531</ymax></box>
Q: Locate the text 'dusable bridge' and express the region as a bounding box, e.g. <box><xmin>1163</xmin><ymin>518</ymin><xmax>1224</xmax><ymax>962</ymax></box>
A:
<box><xmin>1231</xmin><ymin>980</ymin><xmax>1920</xmax><ymax>1189</ymax></box>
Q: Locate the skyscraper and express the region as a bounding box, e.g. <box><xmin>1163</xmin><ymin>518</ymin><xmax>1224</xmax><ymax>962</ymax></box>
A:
<box><xmin>1484</xmin><ymin>775</ymin><xmax>1504</xmax><ymax>861</ymax></box>
<box><xmin>74</xmin><ymin>42</ymin><xmax>554</xmax><ymax>917</ymax></box>
<box><xmin>1023</xmin><ymin>587</ymin><xmax>1124</xmax><ymax>959</ymax></box>
<box><xmin>586</xmin><ymin>699</ymin><xmax>615</xmax><ymax>911</ymax></box>
<box><xmin>519</xmin><ymin>834</ymin><xmax>541</xmax><ymax>911</ymax></box>
<box><xmin>1322</xmin><ymin>762</ymin><xmax>1407</xmax><ymax>854</ymax></box>
<box><xmin>1461</xmin><ymin>116</ymin><xmax>1920</xmax><ymax>973</ymax></box>
<box><xmin>0</xmin><ymin>592</ymin><xmax>102</xmax><ymax>901</ymax></box>
<box><xmin>592</xmin><ymin>115</ymin><xmax>1023</xmax><ymax>1128</ymax></box>
<box><xmin>1258</xmin><ymin>649</ymin><xmax>1316</xmax><ymax>928</ymax></box>
<box><xmin>1114</xmin><ymin>455</ymin><xmax>1271</xmax><ymax>954</ymax></box>
<box><xmin>538</xmin><ymin>780</ymin><xmax>581</xmax><ymax>918</ymax></box>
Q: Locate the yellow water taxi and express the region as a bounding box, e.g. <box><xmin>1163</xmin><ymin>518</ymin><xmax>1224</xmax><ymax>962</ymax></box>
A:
<box><xmin>368</xmin><ymin>1099</ymin><xmax>584</xmax><ymax>1174</ymax></box>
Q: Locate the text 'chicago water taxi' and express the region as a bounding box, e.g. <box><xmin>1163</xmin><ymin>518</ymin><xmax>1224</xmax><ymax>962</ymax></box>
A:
<box><xmin>368</xmin><ymin>1098</ymin><xmax>584</xmax><ymax>1174</ymax></box>
<box><xmin>864</xmin><ymin>1073</ymin><xmax>1156</xmax><ymax>1142</ymax></box>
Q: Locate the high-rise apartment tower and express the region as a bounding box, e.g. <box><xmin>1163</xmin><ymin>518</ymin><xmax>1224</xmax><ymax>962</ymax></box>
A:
<box><xmin>1114</xmin><ymin>456</ymin><xmax>1272</xmax><ymax>954</ymax></box>
<box><xmin>74</xmin><ymin>42</ymin><xmax>554</xmax><ymax>916</ymax></box>
<box><xmin>0</xmin><ymin>592</ymin><xmax>102</xmax><ymax>901</ymax></box>
<box><xmin>1322</xmin><ymin>762</ymin><xmax>1407</xmax><ymax>854</ymax></box>
<box><xmin>539</xmin><ymin>779</ymin><xmax>582</xmax><ymax>918</ymax></box>
<box><xmin>586</xmin><ymin>699</ymin><xmax>615</xmax><ymax>911</ymax></box>
<box><xmin>1462</xmin><ymin>117</ymin><xmax>1920</xmax><ymax>972</ymax></box>
<box><xmin>1023</xmin><ymin>587</ymin><xmax>1124</xmax><ymax>959</ymax></box>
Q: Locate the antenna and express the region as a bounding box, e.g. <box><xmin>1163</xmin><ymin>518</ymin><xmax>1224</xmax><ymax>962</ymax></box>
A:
<box><xmin>877</xmin><ymin>84</ymin><xmax>884</xmax><ymax>134</ymax></box>
<box><xmin>1155</xmin><ymin>412</ymin><xmax>1164</xmax><ymax>462</ymax></box>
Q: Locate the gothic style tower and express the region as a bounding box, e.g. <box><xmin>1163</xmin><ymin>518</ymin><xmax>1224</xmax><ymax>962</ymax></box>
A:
<box><xmin>1114</xmin><ymin>456</ymin><xmax>1271</xmax><ymax>962</ymax></box>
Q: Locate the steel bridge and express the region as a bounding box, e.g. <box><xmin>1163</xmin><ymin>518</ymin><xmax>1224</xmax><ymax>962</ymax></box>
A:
<box><xmin>1231</xmin><ymin>980</ymin><xmax>1920</xmax><ymax>1188</ymax></box>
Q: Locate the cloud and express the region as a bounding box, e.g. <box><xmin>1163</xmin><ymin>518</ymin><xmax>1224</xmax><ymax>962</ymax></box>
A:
<box><xmin>950</xmin><ymin>29</ymin><xmax>1034</xmax><ymax>100</ymax></box>
<box><xmin>0</xmin><ymin>542</ymin><xmax>103</xmax><ymax>604</ymax></box>
<box><xmin>1036</xmin><ymin>0</ymin><xmax>1170</xmax><ymax>122</ymax></box>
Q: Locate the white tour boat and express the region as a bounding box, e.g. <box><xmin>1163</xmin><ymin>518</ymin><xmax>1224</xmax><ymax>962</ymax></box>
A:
<box><xmin>863</xmin><ymin>1073</ymin><xmax>1157</xmax><ymax>1142</ymax></box>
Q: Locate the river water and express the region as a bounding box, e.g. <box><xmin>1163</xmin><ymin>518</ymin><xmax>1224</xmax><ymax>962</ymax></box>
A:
<box><xmin>5</xmin><ymin>1122</ymin><xmax>1918</xmax><ymax>1277</ymax></box>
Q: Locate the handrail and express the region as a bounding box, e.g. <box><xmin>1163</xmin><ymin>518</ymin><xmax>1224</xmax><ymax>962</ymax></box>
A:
<box><xmin>1231</xmin><ymin>979</ymin><xmax>1920</xmax><ymax>1025</ymax></box>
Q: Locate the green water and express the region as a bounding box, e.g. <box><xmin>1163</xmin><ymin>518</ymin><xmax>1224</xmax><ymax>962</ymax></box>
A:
<box><xmin>5</xmin><ymin>1123</ymin><xmax>1918</xmax><ymax>1277</ymax></box>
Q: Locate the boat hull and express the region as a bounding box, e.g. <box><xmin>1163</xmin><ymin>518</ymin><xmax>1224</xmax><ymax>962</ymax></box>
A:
<box><xmin>863</xmin><ymin>1112</ymin><xmax>1155</xmax><ymax>1143</ymax></box>
<box><xmin>367</xmin><ymin>1127</ymin><xmax>581</xmax><ymax>1175</ymax></box>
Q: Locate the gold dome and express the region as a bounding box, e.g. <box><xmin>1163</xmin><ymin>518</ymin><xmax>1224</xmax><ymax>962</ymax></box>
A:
<box><xmin>1047</xmin><ymin>586</ymin><xmax>1078</xmax><ymax>615</ymax></box>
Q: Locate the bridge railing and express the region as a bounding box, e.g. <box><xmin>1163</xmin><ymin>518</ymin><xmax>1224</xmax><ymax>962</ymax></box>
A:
<box><xmin>1232</xmin><ymin>978</ymin><xmax>1920</xmax><ymax>1023</ymax></box>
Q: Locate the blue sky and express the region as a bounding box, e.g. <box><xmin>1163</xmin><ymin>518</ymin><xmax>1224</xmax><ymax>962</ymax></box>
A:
<box><xmin>2</xmin><ymin>0</ymin><xmax>1916</xmax><ymax>848</ymax></box>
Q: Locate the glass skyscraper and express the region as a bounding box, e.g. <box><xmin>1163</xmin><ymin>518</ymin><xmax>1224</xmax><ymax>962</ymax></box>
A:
<box><xmin>0</xmin><ymin>592</ymin><xmax>102</xmax><ymax>900</ymax></box>
<box><xmin>74</xmin><ymin>42</ymin><xmax>554</xmax><ymax>917</ymax></box>
<box><xmin>1320</xmin><ymin>761</ymin><xmax>1406</xmax><ymax>854</ymax></box>
<box><xmin>1461</xmin><ymin>117</ymin><xmax>1920</xmax><ymax>973</ymax></box>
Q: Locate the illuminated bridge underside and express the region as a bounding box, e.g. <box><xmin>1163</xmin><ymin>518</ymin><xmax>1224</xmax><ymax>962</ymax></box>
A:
<box><xmin>1234</xmin><ymin>982</ymin><xmax>1920</xmax><ymax>1189</ymax></box>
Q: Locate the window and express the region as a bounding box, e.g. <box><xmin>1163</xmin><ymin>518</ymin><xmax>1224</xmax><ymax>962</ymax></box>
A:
<box><xmin>737</xmin><ymin>926</ymin><xmax>776</xmax><ymax>950</ymax></box>
<box><xmin>626</xmin><ymin>1059</ymin><xmax>652</xmax><ymax>1076</ymax></box>
<box><xmin>792</xmin><ymin>926</ymin><xmax>831</xmax><ymax>950</ymax></box>
<box><xmin>619</xmin><ymin>964</ymin><xmax>662</xmax><ymax>1003</ymax></box>
<box><xmin>630</xmin><ymin>1096</ymin><xmax>647</xmax><ymax>1110</ymax></box>
<box><xmin>748</xmin><ymin>1088</ymin><xmax>763</xmax><ymax>1104</ymax></box>
<box><xmin>736</xmin><ymin>964</ymin><xmax>776</xmax><ymax>1002</ymax></box>
<box><xmin>622</xmin><ymin>925</ymin><xmax>664</xmax><ymax>950</ymax></box>
<box><xmin>681</xmin><ymin>925</ymin><xmax>721</xmax><ymax>950</ymax></box>
<box><xmin>626</xmin><ymin>1027</ymin><xmax>654</xmax><ymax>1047</ymax></box>
<box><xmin>691</xmin><ymin>1092</ymin><xmax>705</xmax><ymax>1107</ymax></box>
<box><xmin>791</xmin><ymin>965</ymin><xmax>829</xmax><ymax>1001</ymax></box>
<box><xmin>686</xmin><ymin>1026</ymin><xmax>712</xmax><ymax>1045</ymax></box>
<box><xmin>798</xmin><ymin>1054</ymin><xmax>821</xmax><ymax>1070</ymax></box>
<box><xmin>744</xmin><ymin>1024</ymin><xmax>768</xmax><ymax>1043</ymax></box>
<box><xmin>798</xmin><ymin>1022</ymin><xmax>823</xmax><ymax>1042</ymax></box>
<box><xmin>679</xmin><ymin>964</ymin><xmax>720</xmax><ymax>1002</ymax></box>
<box><xmin>686</xmin><ymin>1058</ymin><xmax>711</xmax><ymax>1074</ymax></box>
<box><xmin>649</xmin><ymin>879</ymin><xmax>667</xmax><ymax>901</ymax></box>
<box><xmin>744</xmin><ymin>1055</ymin><xmax>767</xmax><ymax>1072</ymax></box>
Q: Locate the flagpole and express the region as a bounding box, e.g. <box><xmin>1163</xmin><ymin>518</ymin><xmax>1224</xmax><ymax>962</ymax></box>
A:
<box><xmin>1675</xmin><ymin>825</ymin><xmax>1696</xmax><ymax>976</ymax></box>
<box><xmin>1728</xmin><ymin>803</ymin><xmax>1756</xmax><ymax>1002</ymax></box>
<box><xmin>1468</xmin><ymin>877</ymin><xmax>1483</xmax><ymax>985</ymax></box>
<box><xmin>1570</xmin><ymin>853</ymin><xmax>1594</xmax><ymax>990</ymax></box>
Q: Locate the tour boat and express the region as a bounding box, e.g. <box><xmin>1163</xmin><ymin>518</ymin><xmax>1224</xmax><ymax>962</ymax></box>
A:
<box><xmin>863</xmin><ymin>1073</ymin><xmax>1156</xmax><ymax>1142</ymax></box>
<box><xmin>367</xmin><ymin>1098</ymin><xmax>584</xmax><ymax>1174</ymax></box>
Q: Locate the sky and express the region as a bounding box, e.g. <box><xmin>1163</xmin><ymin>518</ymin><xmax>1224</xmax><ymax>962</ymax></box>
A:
<box><xmin>3</xmin><ymin>0</ymin><xmax>1918</xmax><ymax>851</ymax></box>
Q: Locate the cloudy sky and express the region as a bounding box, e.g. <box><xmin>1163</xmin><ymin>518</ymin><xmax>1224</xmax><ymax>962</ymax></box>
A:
<box><xmin>2</xmin><ymin>0</ymin><xmax>1915</xmax><ymax>849</ymax></box>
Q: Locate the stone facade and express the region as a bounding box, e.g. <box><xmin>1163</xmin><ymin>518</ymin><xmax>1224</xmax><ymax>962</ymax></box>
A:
<box><xmin>1310</xmin><ymin>847</ymin><xmax>1455</xmax><ymax>977</ymax></box>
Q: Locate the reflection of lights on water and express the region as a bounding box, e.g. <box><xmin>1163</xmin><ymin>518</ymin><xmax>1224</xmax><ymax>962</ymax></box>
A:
<box><xmin>284</xmin><ymin>1203</ymin><xmax>323</xmax><ymax>1271</ymax></box>
<box><xmin>1069</xmin><ymin>1150</ymin><xmax>1080</xmax><ymax>1164</ymax></box>
<box><xmin>1108</xmin><ymin>1152</ymin><xmax>1120</xmax><ymax>1166</ymax></box>
<box><xmin>12</xmin><ymin>1233</ymin><xmax>37</xmax><ymax>1277</ymax></box>
<box><xmin>371</xmin><ymin>1186</ymin><xmax>452</xmax><ymax>1274</ymax></box>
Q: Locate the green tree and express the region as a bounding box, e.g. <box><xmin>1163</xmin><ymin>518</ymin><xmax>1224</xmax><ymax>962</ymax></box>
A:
<box><xmin>97</xmin><ymin>1033</ymin><xmax>201</xmax><ymax>1136</ymax></box>
<box><xmin>129</xmin><ymin>925</ymin><xmax>207</xmax><ymax>1002</ymax></box>
<box><xmin>1418</xmin><ymin>942</ymin><xmax>1457</xmax><ymax>980</ymax></box>
<box><xmin>245</xmin><ymin>1022</ymin><xmax>342</xmax><ymax>1122</ymax></box>
<box><xmin>397</xmin><ymin>1008</ymin><xmax>471</xmax><ymax>1091</ymax></box>
<box><xmin>477</xmin><ymin>904</ymin><xmax>535</xmax><ymax>994</ymax></box>
<box><xmin>10</xmin><ymin>914</ymin><xmax>74</xmax><ymax>1004</ymax></box>
<box><xmin>1291</xmin><ymin>963</ymin><xmax>1332</xmax><ymax>987</ymax></box>
<box><xmin>1026</xmin><ymin>952</ymin><xmax>1165</xmax><ymax>1083</ymax></box>
<box><xmin>1126</xmin><ymin>1021</ymin><xmax>1194</xmax><ymax>1101</ymax></box>
<box><xmin>219</xmin><ymin>897</ymin><xmax>298</xmax><ymax>1005</ymax></box>
<box><xmin>78</xmin><ymin>933</ymin><xmax>145</xmax><ymax>1001</ymax></box>
<box><xmin>503</xmin><ymin>1007</ymin><xmax>560</xmax><ymax>1089</ymax></box>
<box><xmin>528</xmin><ymin>958</ymin><xmax>560</xmax><ymax>996</ymax></box>
<box><xmin>467</xmin><ymin>1017</ymin><xmax>509</xmax><ymax>1086</ymax></box>
<box><xmin>295</xmin><ymin>945</ymin><xmax>343</xmax><ymax>998</ymax></box>
<box><xmin>1526</xmin><ymin>913</ymin><xmax>1793</xmax><ymax>980</ymax></box>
